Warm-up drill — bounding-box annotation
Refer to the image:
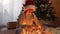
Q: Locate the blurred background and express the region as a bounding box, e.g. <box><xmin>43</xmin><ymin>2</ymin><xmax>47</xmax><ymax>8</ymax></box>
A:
<box><xmin>0</xmin><ymin>0</ymin><xmax>25</xmax><ymax>26</ymax></box>
<box><xmin>0</xmin><ymin>0</ymin><xmax>60</xmax><ymax>34</ymax></box>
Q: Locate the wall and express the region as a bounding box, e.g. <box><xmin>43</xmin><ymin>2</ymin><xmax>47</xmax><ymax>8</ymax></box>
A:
<box><xmin>50</xmin><ymin>0</ymin><xmax>60</xmax><ymax>26</ymax></box>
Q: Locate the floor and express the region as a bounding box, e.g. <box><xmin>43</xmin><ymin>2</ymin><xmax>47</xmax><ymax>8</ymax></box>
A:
<box><xmin>0</xmin><ymin>27</ymin><xmax>60</xmax><ymax>34</ymax></box>
<box><xmin>0</xmin><ymin>29</ymin><xmax>16</xmax><ymax>34</ymax></box>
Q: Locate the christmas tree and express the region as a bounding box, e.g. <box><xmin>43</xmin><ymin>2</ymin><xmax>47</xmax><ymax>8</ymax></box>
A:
<box><xmin>34</xmin><ymin>0</ymin><xmax>56</xmax><ymax>21</ymax></box>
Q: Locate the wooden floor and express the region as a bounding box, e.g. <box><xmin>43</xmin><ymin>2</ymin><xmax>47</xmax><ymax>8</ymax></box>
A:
<box><xmin>0</xmin><ymin>29</ymin><xmax>16</xmax><ymax>34</ymax></box>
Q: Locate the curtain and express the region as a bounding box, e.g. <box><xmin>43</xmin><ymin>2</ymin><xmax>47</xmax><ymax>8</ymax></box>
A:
<box><xmin>0</xmin><ymin>0</ymin><xmax>25</xmax><ymax>26</ymax></box>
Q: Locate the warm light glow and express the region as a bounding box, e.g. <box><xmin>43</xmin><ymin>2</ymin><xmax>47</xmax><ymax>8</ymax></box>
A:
<box><xmin>20</xmin><ymin>25</ymin><xmax>52</xmax><ymax>34</ymax></box>
<box><xmin>19</xmin><ymin>6</ymin><xmax>52</xmax><ymax>34</ymax></box>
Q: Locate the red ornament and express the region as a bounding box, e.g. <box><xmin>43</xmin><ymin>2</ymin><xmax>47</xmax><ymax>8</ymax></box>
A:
<box><xmin>24</xmin><ymin>0</ymin><xmax>35</xmax><ymax>6</ymax></box>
